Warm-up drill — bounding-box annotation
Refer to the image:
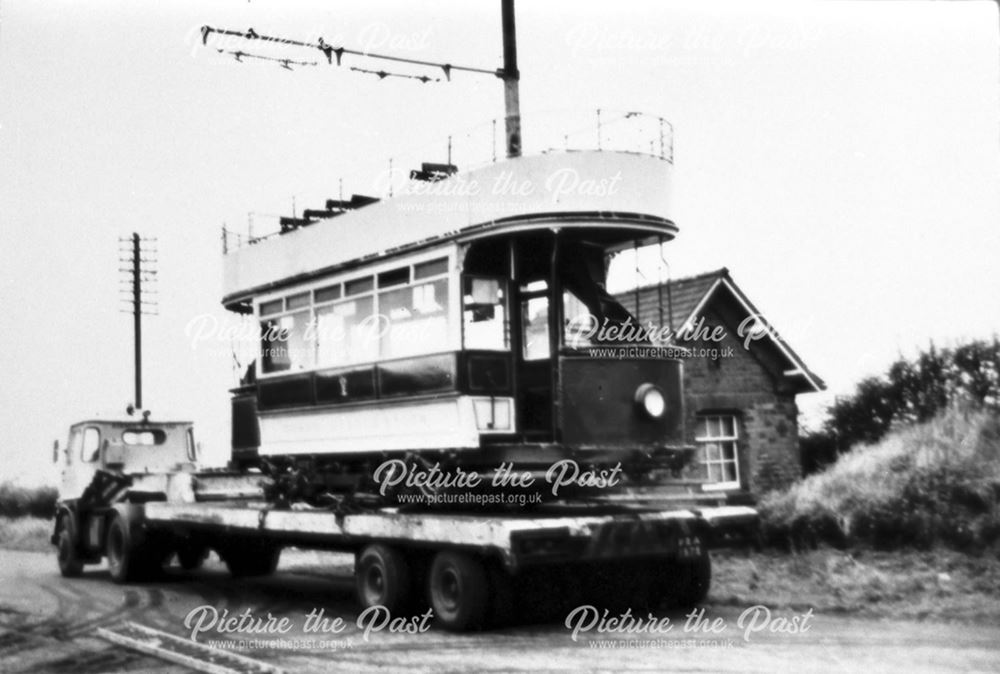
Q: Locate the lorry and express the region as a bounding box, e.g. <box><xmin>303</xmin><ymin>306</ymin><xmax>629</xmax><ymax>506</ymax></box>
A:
<box><xmin>53</xmin><ymin>78</ymin><xmax>759</xmax><ymax>630</ymax></box>
<box><xmin>52</xmin><ymin>413</ymin><xmax>756</xmax><ymax>631</ymax></box>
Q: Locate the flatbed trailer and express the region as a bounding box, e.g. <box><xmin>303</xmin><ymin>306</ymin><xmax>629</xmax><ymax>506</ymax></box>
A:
<box><xmin>143</xmin><ymin>500</ymin><xmax>755</xmax><ymax>571</ymax></box>
<box><xmin>55</xmin><ymin>462</ymin><xmax>755</xmax><ymax>631</ymax></box>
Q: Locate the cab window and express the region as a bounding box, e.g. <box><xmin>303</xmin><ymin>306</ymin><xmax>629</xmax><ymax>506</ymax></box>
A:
<box><xmin>186</xmin><ymin>428</ymin><xmax>197</xmax><ymax>462</ymax></box>
<box><xmin>81</xmin><ymin>427</ymin><xmax>101</xmax><ymax>463</ymax></box>
<box><xmin>122</xmin><ymin>430</ymin><xmax>166</xmax><ymax>445</ymax></box>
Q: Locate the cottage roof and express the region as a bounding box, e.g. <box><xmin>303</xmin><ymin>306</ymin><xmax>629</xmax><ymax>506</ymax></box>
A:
<box><xmin>616</xmin><ymin>268</ymin><xmax>826</xmax><ymax>394</ymax></box>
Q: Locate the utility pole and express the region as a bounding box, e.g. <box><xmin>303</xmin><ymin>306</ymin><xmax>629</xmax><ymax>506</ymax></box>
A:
<box><xmin>501</xmin><ymin>0</ymin><xmax>521</xmax><ymax>158</ymax></box>
<box><xmin>119</xmin><ymin>233</ymin><xmax>158</xmax><ymax>412</ymax></box>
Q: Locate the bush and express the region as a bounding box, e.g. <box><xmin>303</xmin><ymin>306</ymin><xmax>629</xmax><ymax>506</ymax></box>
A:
<box><xmin>0</xmin><ymin>482</ymin><xmax>58</xmax><ymax>519</ymax></box>
<box><xmin>762</xmin><ymin>408</ymin><xmax>1000</xmax><ymax>552</ymax></box>
<box><xmin>814</xmin><ymin>338</ymin><xmax>1000</xmax><ymax>456</ymax></box>
<box><xmin>0</xmin><ymin>516</ymin><xmax>54</xmax><ymax>552</ymax></box>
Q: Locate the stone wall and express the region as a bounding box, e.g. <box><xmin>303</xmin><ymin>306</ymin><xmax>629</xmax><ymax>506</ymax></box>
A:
<box><xmin>679</xmin><ymin>307</ymin><xmax>801</xmax><ymax>496</ymax></box>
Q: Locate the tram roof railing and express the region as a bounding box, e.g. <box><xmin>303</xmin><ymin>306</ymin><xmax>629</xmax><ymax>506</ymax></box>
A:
<box><xmin>222</xmin><ymin>109</ymin><xmax>673</xmax><ymax>254</ymax></box>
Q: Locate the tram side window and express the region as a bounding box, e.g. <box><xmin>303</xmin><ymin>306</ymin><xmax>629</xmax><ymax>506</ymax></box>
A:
<box><xmin>285</xmin><ymin>310</ymin><xmax>315</xmax><ymax>371</ymax></box>
<box><xmin>260</xmin><ymin>311</ymin><xmax>315</xmax><ymax>374</ymax></box>
<box><xmin>260</xmin><ymin>317</ymin><xmax>290</xmax><ymax>373</ymax></box>
<box><xmin>563</xmin><ymin>291</ymin><xmax>596</xmax><ymax>348</ymax></box>
<box><xmin>521</xmin><ymin>280</ymin><xmax>550</xmax><ymax>361</ymax></box>
<box><xmin>315</xmin><ymin>295</ymin><xmax>377</xmax><ymax>366</ymax></box>
<box><xmin>463</xmin><ymin>277</ymin><xmax>507</xmax><ymax>350</ymax></box>
<box><xmin>380</xmin><ymin>278</ymin><xmax>449</xmax><ymax>359</ymax></box>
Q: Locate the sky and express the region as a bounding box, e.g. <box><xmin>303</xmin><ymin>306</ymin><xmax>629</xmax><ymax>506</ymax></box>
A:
<box><xmin>1</xmin><ymin>0</ymin><xmax>998</xmax><ymax>485</ymax></box>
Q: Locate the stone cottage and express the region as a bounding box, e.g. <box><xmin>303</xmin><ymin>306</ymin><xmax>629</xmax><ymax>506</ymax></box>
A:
<box><xmin>616</xmin><ymin>268</ymin><xmax>824</xmax><ymax>501</ymax></box>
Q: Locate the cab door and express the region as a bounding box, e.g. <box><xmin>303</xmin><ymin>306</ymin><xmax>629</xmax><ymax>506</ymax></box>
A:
<box><xmin>59</xmin><ymin>426</ymin><xmax>101</xmax><ymax>500</ymax></box>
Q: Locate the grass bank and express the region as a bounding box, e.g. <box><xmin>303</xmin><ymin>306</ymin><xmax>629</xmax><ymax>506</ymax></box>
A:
<box><xmin>711</xmin><ymin>547</ymin><xmax>1000</xmax><ymax>623</ymax></box>
<box><xmin>0</xmin><ymin>517</ymin><xmax>52</xmax><ymax>553</ymax></box>
<box><xmin>760</xmin><ymin>408</ymin><xmax>1000</xmax><ymax>551</ymax></box>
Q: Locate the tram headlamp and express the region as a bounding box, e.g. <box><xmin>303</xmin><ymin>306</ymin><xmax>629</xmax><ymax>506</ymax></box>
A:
<box><xmin>635</xmin><ymin>383</ymin><xmax>666</xmax><ymax>419</ymax></box>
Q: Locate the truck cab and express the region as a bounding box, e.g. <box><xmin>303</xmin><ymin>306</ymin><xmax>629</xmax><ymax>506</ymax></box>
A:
<box><xmin>56</xmin><ymin>417</ymin><xmax>198</xmax><ymax>500</ymax></box>
<box><xmin>52</xmin><ymin>416</ymin><xmax>206</xmax><ymax>580</ymax></box>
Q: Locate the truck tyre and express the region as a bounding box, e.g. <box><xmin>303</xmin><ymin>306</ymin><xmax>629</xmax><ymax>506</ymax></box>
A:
<box><xmin>486</xmin><ymin>559</ymin><xmax>514</xmax><ymax>628</ymax></box>
<box><xmin>356</xmin><ymin>544</ymin><xmax>411</xmax><ymax>614</ymax></box>
<box><xmin>224</xmin><ymin>541</ymin><xmax>281</xmax><ymax>577</ymax></box>
<box><xmin>667</xmin><ymin>555</ymin><xmax>711</xmax><ymax>609</ymax></box>
<box><xmin>55</xmin><ymin>516</ymin><xmax>84</xmax><ymax>578</ymax></box>
<box><xmin>429</xmin><ymin>550</ymin><xmax>488</xmax><ymax>631</ymax></box>
<box><xmin>106</xmin><ymin>514</ymin><xmax>151</xmax><ymax>583</ymax></box>
<box><xmin>177</xmin><ymin>544</ymin><xmax>209</xmax><ymax>571</ymax></box>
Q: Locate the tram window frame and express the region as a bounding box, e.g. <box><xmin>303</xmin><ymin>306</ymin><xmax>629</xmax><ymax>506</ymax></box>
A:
<box><xmin>314</xmin><ymin>287</ymin><xmax>377</xmax><ymax>368</ymax></box>
<box><xmin>519</xmin><ymin>279</ymin><xmax>550</xmax><ymax>361</ymax></box>
<box><xmin>378</xmin><ymin>262</ymin><xmax>450</xmax><ymax>360</ymax></box>
<box><xmin>255</xmin><ymin>253</ymin><xmax>456</xmax><ymax>376</ymax></box>
<box><xmin>462</xmin><ymin>276</ymin><xmax>509</xmax><ymax>351</ymax></box>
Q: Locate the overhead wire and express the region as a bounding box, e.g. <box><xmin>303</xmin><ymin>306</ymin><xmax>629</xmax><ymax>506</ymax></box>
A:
<box><xmin>216</xmin><ymin>48</ymin><xmax>318</xmax><ymax>70</ymax></box>
<box><xmin>349</xmin><ymin>66</ymin><xmax>440</xmax><ymax>83</ymax></box>
<box><xmin>201</xmin><ymin>25</ymin><xmax>504</xmax><ymax>81</ymax></box>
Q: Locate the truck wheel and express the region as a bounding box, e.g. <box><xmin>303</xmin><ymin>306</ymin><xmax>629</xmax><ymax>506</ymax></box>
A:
<box><xmin>106</xmin><ymin>514</ymin><xmax>151</xmax><ymax>583</ymax></box>
<box><xmin>668</xmin><ymin>555</ymin><xmax>712</xmax><ymax>609</ymax></box>
<box><xmin>224</xmin><ymin>542</ymin><xmax>281</xmax><ymax>577</ymax></box>
<box><xmin>486</xmin><ymin>560</ymin><xmax>514</xmax><ymax>628</ymax></box>
<box><xmin>55</xmin><ymin>517</ymin><xmax>83</xmax><ymax>578</ymax></box>
<box><xmin>356</xmin><ymin>544</ymin><xmax>411</xmax><ymax>614</ymax></box>
<box><xmin>429</xmin><ymin>550</ymin><xmax>488</xmax><ymax>631</ymax></box>
<box><xmin>177</xmin><ymin>544</ymin><xmax>209</xmax><ymax>571</ymax></box>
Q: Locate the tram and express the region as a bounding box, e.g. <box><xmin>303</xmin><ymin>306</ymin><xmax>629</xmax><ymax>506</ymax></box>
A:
<box><xmin>222</xmin><ymin>127</ymin><xmax>692</xmax><ymax>501</ymax></box>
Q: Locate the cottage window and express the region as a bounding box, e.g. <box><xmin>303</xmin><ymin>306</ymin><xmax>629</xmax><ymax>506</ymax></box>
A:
<box><xmin>696</xmin><ymin>415</ymin><xmax>740</xmax><ymax>490</ymax></box>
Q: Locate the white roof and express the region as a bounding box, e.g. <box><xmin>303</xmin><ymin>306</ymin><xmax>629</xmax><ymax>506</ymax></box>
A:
<box><xmin>222</xmin><ymin>150</ymin><xmax>675</xmax><ymax>309</ymax></box>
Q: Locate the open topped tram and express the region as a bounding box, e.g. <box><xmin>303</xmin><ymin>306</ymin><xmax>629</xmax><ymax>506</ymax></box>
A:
<box><xmin>222</xmin><ymin>115</ymin><xmax>695</xmax><ymax>501</ymax></box>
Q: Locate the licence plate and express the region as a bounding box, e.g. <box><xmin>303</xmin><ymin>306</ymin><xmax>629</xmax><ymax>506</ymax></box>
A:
<box><xmin>677</xmin><ymin>535</ymin><xmax>703</xmax><ymax>560</ymax></box>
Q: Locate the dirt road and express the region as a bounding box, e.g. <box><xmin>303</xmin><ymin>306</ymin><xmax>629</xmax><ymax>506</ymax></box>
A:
<box><xmin>1</xmin><ymin>548</ymin><xmax>997</xmax><ymax>673</ymax></box>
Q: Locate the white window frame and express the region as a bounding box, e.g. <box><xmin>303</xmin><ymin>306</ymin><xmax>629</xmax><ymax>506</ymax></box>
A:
<box><xmin>696</xmin><ymin>414</ymin><xmax>741</xmax><ymax>491</ymax></box>
<box><xmin>253</xmin><ymin>246</ymin><xmax>459</xmax><ymax>378</ymax></box>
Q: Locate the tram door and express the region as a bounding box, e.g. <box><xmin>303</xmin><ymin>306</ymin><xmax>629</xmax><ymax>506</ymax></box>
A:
<box><xmin>513</xmin><ymin>237</ymin><xmax>555</xmax><ymax>441</ymax></box>
<box><xmin>464</xmin><ymin>235</ymin><xmax>555</xmax><ymax>442</ymax></box>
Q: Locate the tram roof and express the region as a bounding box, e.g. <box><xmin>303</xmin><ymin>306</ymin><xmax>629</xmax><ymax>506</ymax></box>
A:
<box><xmin>222</xmin><ymin>150</ymin><xmax>675</xmax><ymax>311</ymax></box>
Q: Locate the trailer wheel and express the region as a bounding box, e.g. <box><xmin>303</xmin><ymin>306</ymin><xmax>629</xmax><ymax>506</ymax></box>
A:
<box><xmin>486</xmin><ymin>560</ymin><xmax>514</xmax><ymax>628</ymax></box>
<box><xmin>667</xmin><ymin>555</ymin><xmax>712</xmax><ymax>609</ymax></box>
<box><xmin>55</xmin><ymin>517</ymin><xmax>83</xmax><ymax>578</ymax></box>
<box><xmin>224</xmin><ymin>541</ymin><xmax>281</xmax><ymax>577</ymax></box>
<box><xmin>177</xmin><ymin>544</ymin><xmax>209</xmax><ymax>571</ymax></box>
<box><xmin>106</xmin><ymin>514</ymin><xmax>153</xmax><ymax>583</ymax></box>
<box><xmin>429</xmin><ymin>550</ymin><xmax>488</xmax><ymax>631</ymax></box>
<box><xmin>356</xmin><ymin>544</ymin><xmax>411</xmax><ymax>614</ymax></box>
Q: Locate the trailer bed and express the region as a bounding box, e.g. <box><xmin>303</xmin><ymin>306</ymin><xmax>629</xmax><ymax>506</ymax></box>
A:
<box><xmin>144</xmin><ymin>501</ymin><xmax>756</xmax><ymax>570</ymax></box>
